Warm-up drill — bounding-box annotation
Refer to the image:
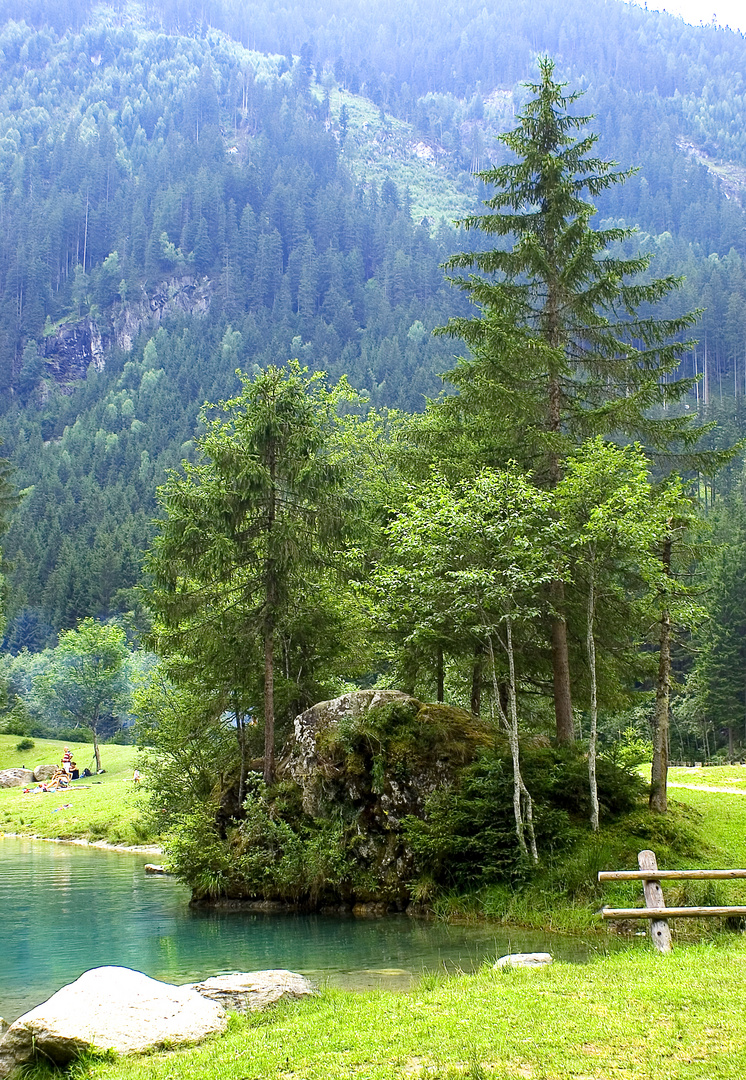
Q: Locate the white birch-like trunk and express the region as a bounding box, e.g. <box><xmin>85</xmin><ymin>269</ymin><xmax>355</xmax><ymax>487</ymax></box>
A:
<box><xmin>487</xmin><ymin>624</ymin><xmax>538</xmax><ymax>863</ymax></box>
<box><xmin>586</xmin><ymin>557</ymin><xmax>600</xmax><ymax>832</ymax></box>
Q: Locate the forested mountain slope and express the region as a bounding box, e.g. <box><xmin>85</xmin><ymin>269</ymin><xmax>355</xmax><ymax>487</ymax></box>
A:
<box><xmin>1</xmin><ymin>0</ymin><xmax>746</xmax><ymax>641</ymax></box>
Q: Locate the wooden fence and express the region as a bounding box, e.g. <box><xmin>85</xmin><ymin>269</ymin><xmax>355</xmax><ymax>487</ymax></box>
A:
<box><xmin>598</xmin><ymin>849</ymin><xmax>746</xmax><ymax>953</ymax></box>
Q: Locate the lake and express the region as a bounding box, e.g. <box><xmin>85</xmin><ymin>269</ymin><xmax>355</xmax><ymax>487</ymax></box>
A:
<box><xmin>0</xmin><ymin>836</ymin><xmax>626</xmax><ymax>1023</ymax></box>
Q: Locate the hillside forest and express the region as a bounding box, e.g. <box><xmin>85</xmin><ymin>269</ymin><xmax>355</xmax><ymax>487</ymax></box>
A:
<box><xmin>2</xmin><ymin>0</ymin><xmax>746</xmax><ymax>901</ymax></box>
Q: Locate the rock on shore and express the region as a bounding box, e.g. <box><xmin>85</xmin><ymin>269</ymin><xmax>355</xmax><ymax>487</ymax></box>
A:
<box><xmin>0</xmin><ymin>965</ymin><xmax>315</xmax><ymax>1077</ymax></box>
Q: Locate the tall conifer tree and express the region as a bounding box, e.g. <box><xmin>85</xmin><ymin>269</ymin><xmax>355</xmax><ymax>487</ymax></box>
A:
<box><xmin>148</xmin><ymin>363</ymin><xmax>355</xmax><ymax>784</ymax></box>
<box><xmin>438</xmin><ymin>57</ymin><xmax>699</xmax><ymax>743</ymax></box>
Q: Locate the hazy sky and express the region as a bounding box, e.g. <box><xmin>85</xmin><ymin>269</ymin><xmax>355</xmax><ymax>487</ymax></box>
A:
<box><xmin>629</xmin><ymin>0</ymin><xmax>746</xmax><ymax>34</ymax></box>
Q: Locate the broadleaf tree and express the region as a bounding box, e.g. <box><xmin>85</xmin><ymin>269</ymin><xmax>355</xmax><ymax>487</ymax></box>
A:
<box><xmin>374</xmin><ymin>466</ymin><xmax>563</xmax><ymax>862</ymax></box>
<box><xmin>556</xmin><ymin>439</ymin><xmax>665</xmax><ymax>829</ymax></box>
<box><xmin>33</xmin><ymin>618</ymin><xmax>131</xmax><ymax>771</ymax></box>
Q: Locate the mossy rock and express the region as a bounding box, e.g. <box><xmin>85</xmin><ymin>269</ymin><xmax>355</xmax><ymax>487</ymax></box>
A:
<box><xmin>288</xmin><ymin>690</ymin><xmax>492</xmax><ymax>826</ymax></box>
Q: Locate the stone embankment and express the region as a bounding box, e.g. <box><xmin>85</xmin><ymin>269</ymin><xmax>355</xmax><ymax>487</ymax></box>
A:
<box><xmin>0</xmin><ymin>966</ymin><xmax>314</xmax><ymax>1077</ymax></box>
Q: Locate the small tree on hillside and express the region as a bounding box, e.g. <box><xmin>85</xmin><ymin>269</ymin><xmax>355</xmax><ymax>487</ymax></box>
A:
<box><xmin>34</xmin><ymin>619</ymin><xmax>131</xmax><ymax>771</ymax></box>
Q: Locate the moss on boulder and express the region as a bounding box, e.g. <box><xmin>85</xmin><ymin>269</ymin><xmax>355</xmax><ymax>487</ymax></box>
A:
<box><xmin>279</xmin><ymin>690</ymin><xmax>493</xmax><ymax>903</ymax></box>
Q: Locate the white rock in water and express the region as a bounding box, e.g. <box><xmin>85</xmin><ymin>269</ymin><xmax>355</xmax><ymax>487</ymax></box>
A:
<box><xmin>494</xmin><ymin>952</ymin><xmax>553</xmax><ymax>968</ymax></box>
<box><xmin>0</xmin><ymin>768</ymin><xmax>34</xmax><ymax>788</ymax></box>
<box><xmin>190</xmin><ymin>969</ymin><xmax>315</xmax><ymax>1012</ymax></box>
<box><xmin>0</xmin><ymin>967</ymin><xmax>226</xmax><ymax>1078</ymax></box>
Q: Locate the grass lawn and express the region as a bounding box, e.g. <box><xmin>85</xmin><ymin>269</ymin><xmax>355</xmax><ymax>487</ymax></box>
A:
<box><xmin>669</xmin><ymin>764</ymin><xmax>746</xmax><ymax>787</ymax></box>
<box><xmin>0</xmin><ymin>735</ymin><xmax>154</xmax><ymax>846</ymax></box>
<box><xmin>11</xmin><ymin>764</ymin><xmax>746</xmax><ymax>1079</ymax></box>
<box><xmin>78</xmin><ymin>942</ymin><xmax>746</xmax><ymax>1080</ymax></box>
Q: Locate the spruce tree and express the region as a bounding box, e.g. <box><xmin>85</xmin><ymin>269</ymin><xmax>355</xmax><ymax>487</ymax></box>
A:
<box><xmin>438</xmin><ymin>57</ymin><xmax>699</xmax><ymax>743</ymax></box>
<box><xmin>147</xmin><ymin>363</ymin><xmax>356</xmax><ymax>784</ymax></box>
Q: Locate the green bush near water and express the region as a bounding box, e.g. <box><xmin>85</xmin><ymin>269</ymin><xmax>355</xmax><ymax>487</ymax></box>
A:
<box><xmin>167</xmin><ymin>727</ymin><xmax>644</xmax><ymax>907</ymax></box>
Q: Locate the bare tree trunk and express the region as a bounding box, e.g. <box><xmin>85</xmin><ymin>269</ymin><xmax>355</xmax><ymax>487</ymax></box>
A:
<box><xmin>236</xmin><ymin>705</ymin><xmax>246</xmax><ymax>806</ymax></box>
<box><xmin>586</xmin><ymin>563</ymin><xmax>600</xmax><ymax>832</ymax></box>
<box><xmin>551</xmin><ymin>584</ymin><xmax>574</xmax><ymax>744</ymax></box>
<box><xmin>402</xmin><ymin>651</ymin><xmax>418</xmax><ymax>697</ymax></box>
<box><xmin>93</xmin><ymin>721</ymin><xmax>102</xmax><ymax>772</ymax></box>
<box><xmin>547</xmin><ymin>320</ymin><xmax>573</xmax><ymax>744</ymax></box>
<box><xmin>487</xmin><ymin>626</ymin><xmax>538</xmax><ymax>863</ymax></box>
<box><xmin>650</xmin><ymin>534</ymin><xmax>672</xmax><ymax>813</ymax></box>
<box><xmin>263</xmin><ymin>441</ymin><xmax>277</xmax><ymax>787</ymax></box>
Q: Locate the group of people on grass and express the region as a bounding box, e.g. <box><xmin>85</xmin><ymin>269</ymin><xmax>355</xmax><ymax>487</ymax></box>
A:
<box><xmin>21</xmin><ymin>749</ymin><xmax>141</xmax><ymax>793</ymax></box>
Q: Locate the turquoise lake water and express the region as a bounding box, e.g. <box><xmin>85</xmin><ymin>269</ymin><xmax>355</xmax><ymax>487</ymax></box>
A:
<box><xmin>0</xmin><ymin>836</ymin><xmax>627</xmax><ymax>1023</ymax></box>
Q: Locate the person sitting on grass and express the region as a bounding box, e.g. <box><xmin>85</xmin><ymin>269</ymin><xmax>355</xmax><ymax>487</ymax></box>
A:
<box><xmin>42</xmin><ymin>769</ymin><xmax>70</xmax><ymax>792</ymax></box>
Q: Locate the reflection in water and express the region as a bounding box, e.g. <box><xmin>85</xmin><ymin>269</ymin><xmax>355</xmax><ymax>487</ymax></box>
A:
<box><xmin>0</xmin><ymin>836</ymin><xmax>625</xmax><ymax>1023</ymax></box>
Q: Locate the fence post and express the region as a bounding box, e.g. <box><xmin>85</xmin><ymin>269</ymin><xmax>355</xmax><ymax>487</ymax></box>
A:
<box><xmin>639</xmin><ymin>849</ymin><xmax>672</xmax><ymax>953</ymax></box>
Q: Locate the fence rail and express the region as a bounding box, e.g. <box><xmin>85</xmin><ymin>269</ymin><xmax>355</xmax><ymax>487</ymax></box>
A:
<box><xmin>598</xmin><ymin>849</ymin><xmax>746</xmax><ymax>953</ymax></box>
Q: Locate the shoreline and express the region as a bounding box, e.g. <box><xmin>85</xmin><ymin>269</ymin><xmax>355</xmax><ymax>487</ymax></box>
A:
<box><xmin>0</xmin><ymin>831</ymin><xmax>163</xmax><ymax>855</ymax></box>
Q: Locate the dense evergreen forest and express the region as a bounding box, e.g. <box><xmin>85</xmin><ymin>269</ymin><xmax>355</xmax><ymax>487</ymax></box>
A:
<box><xmin>1</xmin><ymin>0</ymin><xmax>746</xmax><ymax>769</ymax></box>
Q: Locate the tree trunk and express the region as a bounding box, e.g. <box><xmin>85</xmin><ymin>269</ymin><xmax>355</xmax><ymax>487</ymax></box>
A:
<box><xmin>470</xmin><ymin>644</ymin><xmax>483</xmax><ymax>717</ymax></box>
<box><xmin>650</xmin><ymin>535</ymin><xmax>672</xmax><ymax>813</ymax></box>
<box><xmin>236</xmin><ymin>706</ymin><xmax>246</xmax><ymax>807</ymax></box>
<box><xmin>436</xmin><ymin>646</ymin><xmax>444</xmax><ymax>703</ymax></box>
<box><xmin>487</xmin><ymin>626</ymin><xmax>538</xmax><ymax>864</ymax></box>
<box><xmin>551</xmin><ymin>580</ymin><xmax>574</xmax><ymax>743</ymax></box>
<box><xmin>586</xmin><ymin>564</ymin><xmax>600</xmax><ymax>832</ymax></box>
<box><xmin>263</xmin><ymin>614</ymin><xmax>275</xmax><ymax>786</ymax></box>
<box><xmin>547</xmin><ymin>312</ymin><xmax>574</xmax><ymax>744</ymax></box>
<box><xmin>263</xmin><ymin>440</ymin><xmax>277</xmax><ymax>787</ymax></box>
<box><xmin>93</xmin><ymin>725</ymin><xmax>102</xmax><ymax>772</ymax></box>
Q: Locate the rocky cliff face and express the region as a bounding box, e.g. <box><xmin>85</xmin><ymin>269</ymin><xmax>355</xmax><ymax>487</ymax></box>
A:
<box><xmin>42</xmin><ymin>275</ymin><xmax>213</xmax><ymax>389</ymax></box>
<box><xmin>43</xmin><ymin>319</ymin><xmax>106</xmax><ymax>390</ymax></box>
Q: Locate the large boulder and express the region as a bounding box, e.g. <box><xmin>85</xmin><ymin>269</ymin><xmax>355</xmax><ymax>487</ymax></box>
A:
<box><xmin>190</xmin><ymin>970</ymin><xmax>315</xmax><ymax>1012</ymax></box>
<box><xmin>33</xmin><ymin>764</ymin><xmax>58</xmax><ymax>782</ymax></box>
<box><xmin>0</xmin><ymin>769</ymin><xmax>34</xmax><ymax>789</ymax></box>
<box><xmin>288</xmin><ymin>690</ymin><xmax>490</xmax><ymax>818</ymax></box>
<box><xmin>283</xmin><ymin>690</ymin><xmax>493</xmax><ymax>902</ymax></box>
<box><xmin>0</xmin><ymin>967</ymin><xmax>226</xmax><ymax>1077</ymax></box>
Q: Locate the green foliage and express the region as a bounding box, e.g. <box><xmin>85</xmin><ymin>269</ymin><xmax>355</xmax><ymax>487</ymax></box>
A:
<box><xmin>606</xmin><ymin>725</ymin><xmax>654</xmax><ymax>769</ymax></box>
<box><xmin>32</xmin><ymin>618</ymin><xmax>132</xmax><ymax>766</ymax></box>
<box><xmin>15</xmin><ymin>737</ymin><xmax>34</xmax><ymax>751</ymax></box>
<box><xmin>440</xmin><ymin>58</ymin><xmax>699</xmax><ymax>478</ymax></box>
<box><xmin>147</xmin><ymin>362</ymin><xmax>366</xmax><ymax>781</ymax></box>
<box><xmin>404</xmin><ymin>745</ymin><xmax>643</xmax><ymax>891</ymax></box>
<box><xmin>165</xmin><ymin>783</ymin><xmax>358</xmax><ymax>904</ymax></box>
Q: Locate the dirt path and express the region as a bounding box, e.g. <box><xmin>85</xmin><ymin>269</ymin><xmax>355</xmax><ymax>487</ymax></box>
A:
<box><xmin>669</xmin><ymin>782</ymin><xmax>746</xmax><ymax>796</ymax></box>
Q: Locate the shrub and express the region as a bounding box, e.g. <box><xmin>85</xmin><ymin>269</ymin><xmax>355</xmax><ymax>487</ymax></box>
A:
<box><xmin>403</xmin><ymin>744</ymin><xmax>643</xmax><ymax>892</ymax></box>
<box><xmin>15</xmin><ymin>737</ymin><xmax>35</xmax><ymax>751</ymax></box>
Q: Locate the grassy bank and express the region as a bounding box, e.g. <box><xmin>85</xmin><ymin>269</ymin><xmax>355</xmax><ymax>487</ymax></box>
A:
<box><xmin>431</xmin><ymin>773</ymin><xmax>746</xmax><ymax>932</ymax></box>
<box><xmin>0</xmin><ymin>735</ymin><xmax>153</xmax><ymax>846</ymax></box>
<box><xmin>72</xmin><ymin>942</ymin><xmax>746</xmax><ymax>1080</ymax></box>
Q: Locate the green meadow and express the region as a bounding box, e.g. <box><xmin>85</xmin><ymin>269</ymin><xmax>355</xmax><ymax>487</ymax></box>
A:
<box><xmin>0</xmin><ymin>735</ymin><xmax>152</xmax><ymax>846</ymax></box>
